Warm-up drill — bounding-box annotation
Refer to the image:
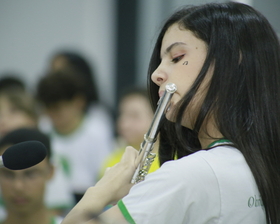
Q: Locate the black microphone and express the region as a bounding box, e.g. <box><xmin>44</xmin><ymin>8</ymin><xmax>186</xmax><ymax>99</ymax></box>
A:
<box><xmin>0</xmin><ymin>140</ymin><xmax>47</xmax><ymax>170</ymax></box>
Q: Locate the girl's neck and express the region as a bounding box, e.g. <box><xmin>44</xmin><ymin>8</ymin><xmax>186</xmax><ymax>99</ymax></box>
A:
<box><xmin>198</xmin><ymin>118</ymin><xmax>223</xmax><ymax>149</ymax></box>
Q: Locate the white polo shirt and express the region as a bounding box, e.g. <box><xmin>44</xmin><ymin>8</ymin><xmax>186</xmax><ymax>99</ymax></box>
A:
<box><xmin>118</xmin><ymin>143</ymin><xmax>266</xmax><ymax>224</ymax></box>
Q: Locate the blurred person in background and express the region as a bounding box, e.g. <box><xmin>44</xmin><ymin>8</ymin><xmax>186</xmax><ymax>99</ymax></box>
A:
<box><xmin>0</xmin><ymin>128</ymin><xmax>63</xmax><ymax>224</ymax></box>
<box><xmin>0</xmin><ymin>76</ymin><xmax>25</xmax><ymax>92</ymax></box>
<box><xmin>99</xmin><ymin>87</ymin><xmax>159</xmax><ymax>178</ymax></box>
<box><xmin>49</xmin><ymin>51</ymin><xmax>98</xmax><ymax>107</ymax></box>
<box><xmin>39</xmin><ymin>50</ymin><xmax>113</xmax><ymax>134</ymax></box>
<box><xmin>0</xmin><ymin>86</ymin><xmax>37</xmax><ymax>140</ymax></box>
<box><xmin>0</xmin><ymin>76</ymin><xmax>74</xmax><ymax>217</ymax></box>
<box><xmin>36</xmin><ymin>68</ymin><xmax>113</xmax><ymax>204</ymax></box>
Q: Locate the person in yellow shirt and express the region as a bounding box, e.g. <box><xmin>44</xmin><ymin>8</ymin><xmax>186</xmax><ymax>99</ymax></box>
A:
<box><xmin>99</xmin><ymin>87</ymin><xmax>159</xmax><ymax>178</ymax></box>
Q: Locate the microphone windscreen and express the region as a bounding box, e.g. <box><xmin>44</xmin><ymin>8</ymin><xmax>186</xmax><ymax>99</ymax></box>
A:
<box><xmin>2</xmin><ymin>141</ymin><xmax>47</xmax><ymax>170</ymax></box>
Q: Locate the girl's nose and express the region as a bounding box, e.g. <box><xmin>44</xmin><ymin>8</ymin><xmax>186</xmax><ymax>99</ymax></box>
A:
<box><xmin>151</xmin><ymin>67</ymin><xmax>167</xmax><ymax>86</ymax></box>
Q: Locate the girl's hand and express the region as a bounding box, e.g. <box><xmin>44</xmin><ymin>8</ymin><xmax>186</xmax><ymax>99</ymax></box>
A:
<box><xmin>94</xmin><ymin>146</ymin><xmax>139</xmax><ymax>204</ymax></box>
<box><xmin>61</xmin><ymin>146</ymin><xmax>139</xmax><ymax>224</ymax></box>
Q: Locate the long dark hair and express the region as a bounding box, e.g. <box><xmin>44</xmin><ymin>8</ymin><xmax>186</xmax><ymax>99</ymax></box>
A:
<box><xmin>148</xmin><ymin>2</ymin><xmax>280</xmax><ymax>223</ymax></box>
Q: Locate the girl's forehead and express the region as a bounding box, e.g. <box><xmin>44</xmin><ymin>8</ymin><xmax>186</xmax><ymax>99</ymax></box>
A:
<box><xmin>162</xmin><ymin>25</ymin><xmax>195</xmax><ymax>44</ymax></box>
<box><xmin>160</xmin><ymin>24</ymin><xmax>206</xmax><ymax>57</ymax></box>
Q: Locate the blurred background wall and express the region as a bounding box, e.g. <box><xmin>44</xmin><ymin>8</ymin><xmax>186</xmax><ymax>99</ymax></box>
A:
<box><xmin>0</xmin><ymin>0</ymin><xmax>279</xmax><ymax>113</ymax></box>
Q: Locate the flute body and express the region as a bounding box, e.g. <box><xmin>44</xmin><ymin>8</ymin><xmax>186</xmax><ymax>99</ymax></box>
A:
<box><xmin>131</xmin><ymin>83</ymin><xmax>177</xmax><ymax>184</ymax></box>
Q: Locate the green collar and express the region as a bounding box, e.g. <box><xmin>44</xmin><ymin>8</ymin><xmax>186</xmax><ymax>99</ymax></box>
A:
<box><xmin>207</xmin><ymin>139</ymin><xmax>231</xmax><ymax>148</ymax></box>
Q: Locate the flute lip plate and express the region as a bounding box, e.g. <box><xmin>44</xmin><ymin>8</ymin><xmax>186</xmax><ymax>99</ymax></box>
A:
<box><xmin>165</xmin><ymin>83</ymin><xmax>177</xmax><ymax>93</ymax></box>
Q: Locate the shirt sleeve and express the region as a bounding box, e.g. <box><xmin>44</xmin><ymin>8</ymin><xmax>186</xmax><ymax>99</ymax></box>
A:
<box><xmin>118</xmin><ymin>154</ymin><xmax>221</xmax><ymax>224</ymax></box>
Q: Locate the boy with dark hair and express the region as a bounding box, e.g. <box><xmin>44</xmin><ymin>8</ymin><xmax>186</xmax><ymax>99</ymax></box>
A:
<box><xmin>0</xmin><ymin>128</ymin><xmax>63</xmax><ymax>224</ymax></box>
<box><xmin>36</xmin><ymin>69</ymin><xmax>112</xmax><ymax>203</ymax></box>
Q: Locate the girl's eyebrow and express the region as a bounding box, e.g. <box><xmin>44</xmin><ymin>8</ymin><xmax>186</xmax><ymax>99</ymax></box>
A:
<box><xmin>161</xmin><ymin>42</ymin><xmax>186</xmax><ymax>59</ymax></box>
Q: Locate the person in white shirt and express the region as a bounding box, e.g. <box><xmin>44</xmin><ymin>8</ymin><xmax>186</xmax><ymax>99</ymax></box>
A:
<box><xmin>62</xmin><ymin>2</ymin><xmax>280</xmax><ymax>224</ymax></box>
<box><xmin>37</xmin><ymin>68</ymin><xmax>113</xmax><ymax>204</ymax></box>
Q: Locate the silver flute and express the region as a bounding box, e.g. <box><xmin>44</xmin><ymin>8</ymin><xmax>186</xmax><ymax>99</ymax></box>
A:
<box><xmin>131</xmin><ymin>83</ymin><xmax>177</xmax><ymax>184</ymax></box>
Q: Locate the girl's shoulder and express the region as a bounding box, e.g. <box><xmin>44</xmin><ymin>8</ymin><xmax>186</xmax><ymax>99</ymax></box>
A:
<box><xmin>165</xmin><ymin>144</ymin><xmax>240</xmax><ymax>168</ymax></box>
<box><xmin>159</xmin><ymin>144</ymin><xmax>247</xmax><ymax>184</ymax></box>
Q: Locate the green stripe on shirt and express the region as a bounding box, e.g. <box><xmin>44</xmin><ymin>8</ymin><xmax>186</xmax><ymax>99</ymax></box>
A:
<box><xmin>118</xmin><ymin>200</ymin><xmax>136</xmax><ymax>224</ymax></box>
<box><xmin>208</xmin><ymin>139</ymin><xmax>231</xmax><ymax>148</ymax></box>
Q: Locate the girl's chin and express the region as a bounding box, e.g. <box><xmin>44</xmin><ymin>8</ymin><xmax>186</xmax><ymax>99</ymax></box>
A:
<box><xmin>165</xmin><ymin>109</ymin><xmax>191</xmax><ymax>129</ymax></box>
<box><xmin>165</xmin><ymin>108</ymin><xmax>176</xmax><ymax>122</ymax></box>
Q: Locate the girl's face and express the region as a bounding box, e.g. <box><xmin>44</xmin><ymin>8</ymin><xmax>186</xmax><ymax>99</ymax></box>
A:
<box><xmin>151</xmin><ymin>23</ymin><xmax>209</xmax><ymax>129</ymax></box>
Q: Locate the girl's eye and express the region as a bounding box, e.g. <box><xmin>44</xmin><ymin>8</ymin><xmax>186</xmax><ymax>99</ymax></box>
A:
<box><xmin>171</xmin><ymin>55</ymin><xmax>185</xmax><ymax>63</ymax></box>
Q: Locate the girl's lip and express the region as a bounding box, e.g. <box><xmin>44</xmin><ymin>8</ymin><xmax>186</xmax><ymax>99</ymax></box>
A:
<box><xmin>157</xmin><ymin>90</ymin><xmax>165</xmax><ymax>105</ymax></box>
<box><xmin>158</xmin><ymin>90</ymin><xmax>165</xmax><ymax>98</ymax></box>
